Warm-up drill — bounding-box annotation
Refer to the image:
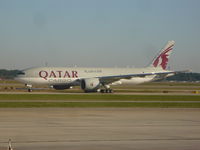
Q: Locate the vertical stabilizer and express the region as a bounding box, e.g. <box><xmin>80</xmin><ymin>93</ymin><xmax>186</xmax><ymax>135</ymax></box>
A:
<box><xmin>150</xmin><ymin>41</ymin><xmax>175</xmax><ymax>70</ymax></box>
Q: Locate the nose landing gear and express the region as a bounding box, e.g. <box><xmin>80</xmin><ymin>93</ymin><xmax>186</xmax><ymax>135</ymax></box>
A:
<box><xmin>25</xmin><ymin>84</ymin><xmax>32</xmax><ymax>92</ymax></box>
<box><xmin>28</xmin><ymin>88</ymin><xmax>32</xmax><ymax>92</ymax></box>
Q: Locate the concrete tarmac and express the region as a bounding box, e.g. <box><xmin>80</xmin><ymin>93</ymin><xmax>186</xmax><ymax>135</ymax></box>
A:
<box><xmin>0</xmin><ymin>108</ymin><xmax>200</xmax><ymax>150</ymax></box>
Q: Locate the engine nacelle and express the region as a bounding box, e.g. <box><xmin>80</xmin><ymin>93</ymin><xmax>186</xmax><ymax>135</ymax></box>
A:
<box><xmin>81</xmin><ymin>78</ymin><xmax>101</xmax><ymax>92</ymax></box>
<box><xmin>52</xmin><ymin>85</ymin><xmax>72</xmax><ymax>90</ymax></box>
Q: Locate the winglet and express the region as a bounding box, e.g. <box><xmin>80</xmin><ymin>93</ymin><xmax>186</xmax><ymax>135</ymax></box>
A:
<box><xmin>150</xmin><ymin>41</ymin><xmax>175</xmax><ymax>70</ymax></box>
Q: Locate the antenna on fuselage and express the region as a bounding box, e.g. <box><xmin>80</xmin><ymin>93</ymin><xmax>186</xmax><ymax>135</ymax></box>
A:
<box><xmin>8</xmin><ymin>139</ymin><xmax>13</xmax><ymax>150</ymax></box>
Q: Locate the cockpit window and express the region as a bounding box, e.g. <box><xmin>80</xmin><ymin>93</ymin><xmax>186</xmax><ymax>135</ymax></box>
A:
<box><xmin>17</xmin><ymin>71</ymin><xmax>25</xmax><ymax>75</ymax></box>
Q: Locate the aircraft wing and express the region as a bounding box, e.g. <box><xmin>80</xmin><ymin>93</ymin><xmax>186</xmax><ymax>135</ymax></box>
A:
<box><xmin>98</xmin><ymin>70</ymin><xmax>190</xmax><ymax>85</ymax></box>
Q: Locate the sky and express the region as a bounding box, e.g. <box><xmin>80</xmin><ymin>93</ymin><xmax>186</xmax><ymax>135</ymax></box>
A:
<box><xmin>0</xmin><ymin>0</ymin><xmax>200</xmax><ymax>72</ymax></box>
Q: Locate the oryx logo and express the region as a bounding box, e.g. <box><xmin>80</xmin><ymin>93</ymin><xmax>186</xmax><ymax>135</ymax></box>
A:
<box><xmin>153</xmin><ymin>43</ymin><xmax>174</xmax><ymax>70</ymax></box>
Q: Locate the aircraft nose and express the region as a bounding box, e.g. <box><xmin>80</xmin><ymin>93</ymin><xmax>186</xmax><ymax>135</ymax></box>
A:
<box><xmin>15</xmin><ymin>71</ymin><xmax>26</xmax><ymax>81</ymax></box>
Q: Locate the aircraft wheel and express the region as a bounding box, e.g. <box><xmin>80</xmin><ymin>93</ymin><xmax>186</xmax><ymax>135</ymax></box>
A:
<box><xmin>100</xmin><ymin>89</ymin><xmax>105</xmax><ymax>93</ymax></box>
<box><xmin>100</xmin><ymin>89</ymin><xmax>113</xmax><ymax>93</ymax></box>
<box><xmin>106</xmin><ymin>89</ymin><xmax>113</xmax><ymax>93</ymax></box>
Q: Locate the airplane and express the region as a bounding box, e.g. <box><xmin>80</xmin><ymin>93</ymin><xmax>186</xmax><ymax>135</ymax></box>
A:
<box><xmin>15</xmin><ymin>41</ymin><xmax>187</xmax><ymax>93</ymax></box>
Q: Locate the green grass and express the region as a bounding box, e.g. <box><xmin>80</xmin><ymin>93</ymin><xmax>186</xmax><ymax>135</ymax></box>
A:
<box><xmin>0</xmin><ymin>94</ymin><xmax>200</xmax><ymax>101</ymax></box>
<box><xmin>0</xmin><ymin>94</ymin><xmax>200</xmax><ymax>108</ymax></box>
<box><xmin>0</xmin><ymin>102</ymin><xmax>200</xmax><ymax>108</ymax></box>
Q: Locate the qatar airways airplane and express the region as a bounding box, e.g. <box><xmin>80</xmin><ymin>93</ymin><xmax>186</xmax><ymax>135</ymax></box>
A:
<box><xmin>15</xmin><ymin>41</ymin><xmax>186</xmax><ymax>93</ymax></box>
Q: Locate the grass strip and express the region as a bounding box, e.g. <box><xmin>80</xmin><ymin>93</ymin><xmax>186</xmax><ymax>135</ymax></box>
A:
<box><xmin>0</xmin><ymin>94</ymin><xmax>200</xmax><ymax>101</ymax></box>
<box><xmin>0</xmin><ymin>102</ymin><xmax>200</xmax><ymax>108</ymax></box>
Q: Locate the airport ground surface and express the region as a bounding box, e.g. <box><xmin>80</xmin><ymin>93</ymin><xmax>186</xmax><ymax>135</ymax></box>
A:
<box><xmin>0</xmin><ymin>108</ymin><xmax>200</xmax><ymax>150</ymax></box>
<box><xmin>0</xmin><ymin>80</ymin><xmax>200</xmax><ymax>149</ymax></box>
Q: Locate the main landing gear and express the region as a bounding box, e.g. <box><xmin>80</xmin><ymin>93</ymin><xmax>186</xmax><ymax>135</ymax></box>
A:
<box><xmin>99</xmin><ymin>84</ymin><xmax>113</xmax><ymax>93</ymax></box>
<box><xmin>100</xmin><ymin>89</ymin><xmax>113</xmax><ymax>93</ymax></box>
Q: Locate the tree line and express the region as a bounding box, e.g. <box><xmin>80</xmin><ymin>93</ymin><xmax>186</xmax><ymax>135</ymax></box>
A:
<box><xmin>0</xmin><ymin>69</ymin><xmax>21</xmax><ymax>79</ymax></box>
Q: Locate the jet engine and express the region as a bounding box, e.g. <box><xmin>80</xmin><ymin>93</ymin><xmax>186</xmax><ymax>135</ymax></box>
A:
<box><xmin>81</xmin><ymin>78</ymin><xmax>101</xmax><ymax>92</ymax></box>
<box><xmin>52</xmin><ymin>85</ymin><xmax>72</xmax><ymax>90</ymax></box>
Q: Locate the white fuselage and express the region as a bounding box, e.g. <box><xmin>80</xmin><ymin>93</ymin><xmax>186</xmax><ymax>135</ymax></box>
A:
<box><xmin>15</xmin><ymin>67</ymin><xmax>167</xmax><ymax>86</ymax></box>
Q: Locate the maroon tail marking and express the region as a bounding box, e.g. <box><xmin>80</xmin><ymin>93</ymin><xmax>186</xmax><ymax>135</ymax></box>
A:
<box><xmin>153</xmin><ymin>45</ymin><xmax>174</xmax><ymax>70</ymax></box>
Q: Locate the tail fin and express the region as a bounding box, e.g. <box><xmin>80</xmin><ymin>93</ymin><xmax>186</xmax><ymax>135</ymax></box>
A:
<box><xmin>150</xmin><ymin>40</ymin><xmax>175</xmax><ymax>70</ymax></box>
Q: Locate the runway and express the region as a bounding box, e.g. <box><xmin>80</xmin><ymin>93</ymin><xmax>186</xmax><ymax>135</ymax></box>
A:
<box><xmin>0</xmin><ymin>108</ymin><xmax>200</xmax><ymax>150</ymax></box>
